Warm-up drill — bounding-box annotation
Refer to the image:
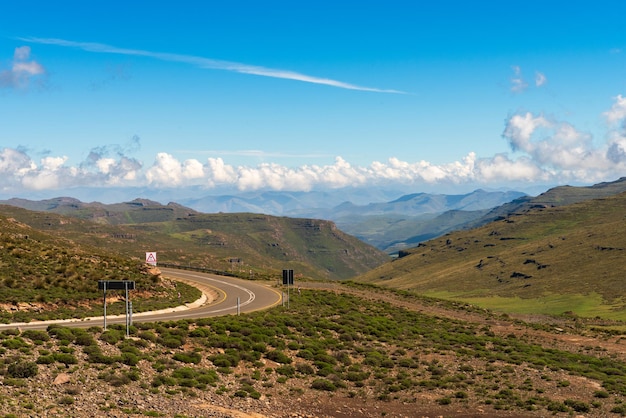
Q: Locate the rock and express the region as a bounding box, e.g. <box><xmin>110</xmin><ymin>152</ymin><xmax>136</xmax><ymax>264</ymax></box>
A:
<box><xmin>53</xmin><ymin>373</ymin><xmax>70</xmax><ymax>385</ymax></box>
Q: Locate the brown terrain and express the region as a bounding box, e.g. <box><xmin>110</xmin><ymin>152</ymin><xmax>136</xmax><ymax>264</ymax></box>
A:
<box><xmin>2</xmin><ymin>281</ymin><xmax>623</xmax><ymax>418</ymax></box>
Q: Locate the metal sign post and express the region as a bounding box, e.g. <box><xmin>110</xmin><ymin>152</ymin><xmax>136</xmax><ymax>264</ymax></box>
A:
<box><xmin>98</xmin><ymin>280</ymin><xmax>136</xmax><ymax>336</ymax></box>
<box><xmin>282</xmin><ymin>269</ymin><xmax>294</xmax><ymax>309</ymax></box>
<box><xmin>102</xmin><ymin>281</ymin><xmax>107</xmax><ymax>330</ymax></box>
<box><xmin>125</xmin><ymin>281</ymin><xmax>130</xmax><ymax>337</ymax></box>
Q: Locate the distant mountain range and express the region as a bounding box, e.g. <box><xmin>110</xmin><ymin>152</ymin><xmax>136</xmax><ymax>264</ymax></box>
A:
<box><xmin>0</xmin><ymin>189</ymin><xmax>526</xmax><ymax>254</ymax></box>
<box><xmin>3</xmin><ymin>178</ymin><xmax>626</xmax><ymax>255</ymax></box>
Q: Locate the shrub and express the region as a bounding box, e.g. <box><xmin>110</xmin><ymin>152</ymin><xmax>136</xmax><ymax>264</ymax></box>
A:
<box><xmin>173</xmin><ymin>352</ymin><xmax>202</xmax><ymax>364</ymax></box>
<box><xmin>3</xmin><ymin>338</ymin><xmax>28</xmax><ymax>349</ymax></box>
<box><xmin>266</xmin><ymin>350</ymin><xmax>292</xmax><ymax>364</ymax></box>
<box><xmin>36</xmin><ymin>355</ymin><xmax>55</xmax><ymax>365</ymax></box>
<box><xmin>53</xmin><ymin>353</ymin><xmax>78</xmax><ymax>365</ymax></box>
<box><xmin>47</xmin><ymin>325</ymin><xmax>74</xmax><ymax>342</ymax></box>
<box><xmin>160</xmin><ymin>337</ymin><xmax>184</xmax><ymax>349</ymax></box>
<box><xmin>121</xmin><ymin>352</ymin><xmax>140</xmax><ymax>366</ymax></box>
<box><xmin>7</xmin><ymin>361</ymin><xmax>38</xmax><ymax>378</ymax></box>
<box><xmin>189</xmin><ymin>328</ymin><xmax>211</xmax><ymax>338</ymax></box>
<box><xmin>593</xmin><ymin>390</ymin><xmax>610</xmax><ymax>398</ymax></box>
<box><xmin>139</xmin><ymin>331</ymin><xmax>158</xmax><ymax>342</ymax></box>
<box><xmin>73</xmin><ymin>332</ymin><xmax>96</xmax><ymax>346</ymax></box>
<box><xmin>100</xmin><ymin>330</ymin><xmax>124</xmax><ymax>345</ymax></box>
<box><xmin>564</xmin><ymin>399</ymin><xmax>590</xmax><ymax>413</ymax></box>
<box><xmin>276</xmin><ymin>365</ymin><xmax>296</xmax><ymax>377</ymax></box>
<box><xmin>21</xmin><ymin>330</ymin><xmax>50</xmax><ymax>343</ymax></box>
<box><xmin>311</xmin><ymin>379</ymin><xmax>336</xmax><ymax>391</ymax></box>
<box><xmin>296</xmin><ymin>363</ymin><xmax>315</xmax><ymax>375</ymax></box>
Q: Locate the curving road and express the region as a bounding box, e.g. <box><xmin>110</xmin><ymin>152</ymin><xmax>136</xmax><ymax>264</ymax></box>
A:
<box><xmin>0</xmin><ymin>268</ymin><xmax>283</xmax><ymax>330</ymax></box>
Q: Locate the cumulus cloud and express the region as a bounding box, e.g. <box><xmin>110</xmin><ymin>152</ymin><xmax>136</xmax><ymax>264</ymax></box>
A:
<box><xmin>2</xmin><ymin>95</ymin><xmax>626</xmax><ymax>195</ymax></box>
<box><xmin>145</xmin><ymin>153</ymin><xmax>206</xmax><ymax>187</ymax></box>
<box><xmin>0</xmin><ymin>46</ymin><xmax>46</xmax><ymax>89</ymax></box>
<box><xmin>604</xmin><ymin>94</ymin><xmax>626</xmax><ymax>124</ymax></box>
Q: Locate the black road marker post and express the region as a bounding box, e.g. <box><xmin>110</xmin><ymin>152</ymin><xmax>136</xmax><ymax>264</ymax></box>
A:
<box><xmin>282</xmin><ymin>269</ymin><xmax>294</xmax><ymax>309</ymax></box>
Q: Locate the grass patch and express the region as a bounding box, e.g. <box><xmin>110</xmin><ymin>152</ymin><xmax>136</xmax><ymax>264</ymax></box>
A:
<box><xmin>424</xmin><ymin>291</ymin><xmax>626</xmax><ymax>321</ymax></box>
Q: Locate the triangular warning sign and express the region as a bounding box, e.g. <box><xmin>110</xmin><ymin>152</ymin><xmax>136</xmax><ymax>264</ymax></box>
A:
<box><xmin>146</xmin><ymin>252</ymin><xmax>157</xmax><ymax>265</ymax></box>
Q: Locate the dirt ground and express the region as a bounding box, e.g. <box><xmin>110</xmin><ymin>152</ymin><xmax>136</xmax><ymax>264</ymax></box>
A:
<box><xmin>6</xmin><ymin>282</ymin><xmax>624</xmax><ymax>418</ymax></box>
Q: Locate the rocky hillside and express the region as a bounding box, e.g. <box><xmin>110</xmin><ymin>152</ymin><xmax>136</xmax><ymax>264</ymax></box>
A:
<box><xmin>0</xmin><ymin>204</ymin><xmax>388</xmax><ymax>281</ymax></box>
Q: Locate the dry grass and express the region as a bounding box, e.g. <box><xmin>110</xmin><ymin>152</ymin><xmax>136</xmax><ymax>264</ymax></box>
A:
<box><xmin>357</xmin><ymin>193</ymin><xmax>626</xmax><ymax>319</ymax></box>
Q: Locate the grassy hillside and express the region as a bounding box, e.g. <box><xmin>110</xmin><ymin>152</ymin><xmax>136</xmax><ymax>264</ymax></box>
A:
<box><xmin>356</xmin><ymin>191</ymin><xmax>626</xmax><ymax>319</ymax></box>
<box><xmin>0</xmin><ymin>205</ymin><xmax>388</xmax><ymax>281</ymax></box>
<box><xmin>0</xmin><ymin>197</ymin><xmax>199</xmax><ymax>224</ymax></box>
<box><xmin>476</xmin><ymin>176</ymin><xmax>626</xmax><ymax>226</ymax></box>
<box><xmin>1</xmin><ymin>287</ymin><xmax>625</xmax><ymax>417</ymax></box>
<box><xmin>0</xmin><ymin>213</ymin><xmax>198</xmax><ymax>323</ymax></box>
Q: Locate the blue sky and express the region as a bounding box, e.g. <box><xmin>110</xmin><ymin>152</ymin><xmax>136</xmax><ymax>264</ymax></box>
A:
<box><xmin>2</xmin><ymin>1</ymin><xmax>626</xmax><ymax>200</ymax></box>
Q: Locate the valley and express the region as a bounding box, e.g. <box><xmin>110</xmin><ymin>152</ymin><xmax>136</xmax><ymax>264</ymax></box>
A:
<box><xmin>0</xmin><ymin>178</ymin><xmax>625</xmax><ymax>416</ymax></box>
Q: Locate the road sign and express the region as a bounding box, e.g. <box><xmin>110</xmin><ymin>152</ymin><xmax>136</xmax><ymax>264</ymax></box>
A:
<box><xmin>146</xmin><ymin>252</ymin><xmax>157</xmax><ymax>266</ymax></box>
<box><xmin>282</xmin><ymin>269</ymin><xmax>294</xmax><ymax>285</ymax></box>
<box><xmin>98</xmin><ymin>280</ymin><xmax>136</xmax><ymax>290</ymax></box>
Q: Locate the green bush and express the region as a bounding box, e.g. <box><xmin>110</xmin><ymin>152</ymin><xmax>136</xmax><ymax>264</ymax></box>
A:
<box><xmin>21</xmin><ymin>330</ymin><xmax>50</xmax><ymax>343</ymax></box>
<box><xmin>3</xmin><ymin>338</ymin><xmax>28</xmax><ymax>349</ymax></box>
<box><xmin>47</xmin><ymin>325</ymin><xmax>74</xmax><ymax>342</ymax></box>
<box><xmin>139</xmin><ymin>331</ymin><xmax>158</xmax><ymax>342</ymax></box>
<box><xmin>7</xmin><ymin>361</ymin><xmax>38</xmax><ymax>378</ymax></box>
<box><xmin>311</xmin><ymin>378</ymin><xmax>336</xmax><ymax>391</ymax></box>
<box><xmin>564</xmin><ymin>399</ymin><xmax>590</xmax><ymax>413</ymax></box>
<box><xmin>121</xmin><ymin>352</ymin><xmax>140</xmax><ymax>366</ymax></box>
<box><xmin>100</xmin><ymin>329</ymin><xmax>124</xmax><ymax>345</ymax></box>
<box><xmin>53</xmin><ymin>353</ymin><xmax>78</xmax><ymax>365</ymax></box>
<box><xmin>266</xmin><ymin>350</ymin><xmax>292</xmax><ymax>364</ymax></box>
<box><xmin>276</xmin><ymin>365</ymin><xmax>296</xmax><ymax>377</ymax></box>
<box><xmin>36</xmin><ymin>355</ymin><xmax>55</xmax><ymax>365</ymax></box>
<box><xmin>296</xmin><ymin>363</ymin><xmax>315</xmax><ymax>375</ymax></box>
<box><xmin>173</xmin><ymin>352</ymin><xmax>202</xmax><ymax>364</ymax></box>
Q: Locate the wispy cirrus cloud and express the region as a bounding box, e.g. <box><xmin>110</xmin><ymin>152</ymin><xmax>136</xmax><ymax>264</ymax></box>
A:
<box><xmin>18</xmin><ymin>37</ymin><xmax>405</xmax><ymax>94</ymax></box>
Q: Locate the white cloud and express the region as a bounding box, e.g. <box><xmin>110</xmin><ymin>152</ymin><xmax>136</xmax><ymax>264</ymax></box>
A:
<box><xmin>510</xmin><ymin>66</ymin><xmax>547</xmax><ymax>93</ymax></box>
<box><xmin>510</xmin><ymin>65</ymin><xmax>528</xmax><ymax>93</ymax></box>
<box><xmin>535</xmin><ymin>71</ymin><xmax>547</xmax><ymax>87</ymax></box>
<box><xmin>503</xmin><ymin>113</ymin><xmax>551</xmax><ymax>150</ymax></box>
<box><xmin>0</xmin><ymin>46</ymin><xmax>46</xmax><ymax>89</ymax></box>
<box><xmin>145</xmin><ymin>153</ymin><xmax>208</xmax><ymax>187</ymax></box>
<box><xmin>20</xmin><ymin>37</ymin><xmax>405</xmax><ymax>94</ymax></box>
<box><xmin>604</xmin><ymin>94</ymin><xmax>626</xmax><ymax>123</ymax></box>
<box><xmin>3</xmin><ymin>94</ymin><xmax>626</xmax><ymax>195</ymax></box>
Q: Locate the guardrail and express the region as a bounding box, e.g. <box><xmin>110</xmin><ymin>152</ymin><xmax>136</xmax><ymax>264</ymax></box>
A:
<box><xmin>157</xmin><ymin>263</ymin><xmax>241</xmax><ymax>278</ymax></box>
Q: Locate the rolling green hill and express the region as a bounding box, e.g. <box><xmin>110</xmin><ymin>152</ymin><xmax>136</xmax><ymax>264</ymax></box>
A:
<box><xmin>0</xmin><ymin>204</ymin><xmax>388</xmax><ymax>282</ymax></box>
<box><xmin>355</xmin><ymin>190</ymin><xmax>626</xmax><ymax>319</ymax></box>
<box><xmin>0</xmin><ymin>212</ymin><xmax>198</xmax><ymax>322</ymax></box>
<box><xmin>475</xmin><ymin>177</ymin><xmax>626</xmax><ymax>225</ymax></box>
<box><xmin>0</xmin><ymin>197</ymin><xmax>199</xmax><ymax>225</ymax></box>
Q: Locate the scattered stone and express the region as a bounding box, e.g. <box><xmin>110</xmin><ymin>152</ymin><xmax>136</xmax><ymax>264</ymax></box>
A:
<box><xmin>53</xmin><ymin>373</ymin><xmax>70</xmax><ymax>385</ymax></box>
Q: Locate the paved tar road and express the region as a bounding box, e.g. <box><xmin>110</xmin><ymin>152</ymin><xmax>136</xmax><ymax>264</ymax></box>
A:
<box><xmin>0</xmin><ymin>268</ymin><xmax>283</xmax><ymax>330</ymax></box>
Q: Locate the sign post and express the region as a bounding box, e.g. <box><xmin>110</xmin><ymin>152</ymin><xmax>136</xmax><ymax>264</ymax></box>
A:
<box><xmin>282</xmin><ymin>269</ymin><xmax>294</xmax><ymax>309</ymax></box>
<box><xmin>98</xmin><ymin>280</ymin><xmax>136</xmax><ymax>336</ymax></box>
<box><xmin>102</xmin><ymin>281</ymin><xmax>107</xmax><ymax>330</ymax></box>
